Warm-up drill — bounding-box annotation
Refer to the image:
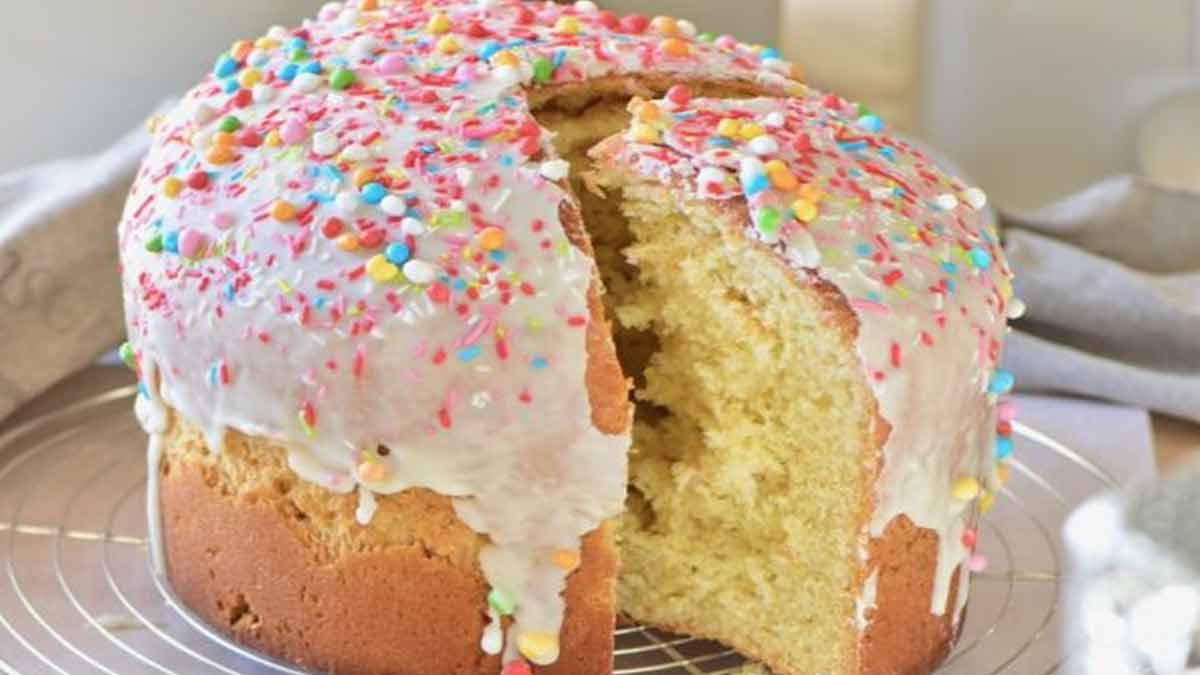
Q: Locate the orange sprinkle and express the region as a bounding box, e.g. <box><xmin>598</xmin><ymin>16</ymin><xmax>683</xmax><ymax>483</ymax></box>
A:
<box><xmin>765</xmin><ymin>160</ymin><xmax>798</xmax><ymax>190</ymax></box>
<box><xmin>337</xmin><ymin>233</ymin><xmax>360</xmax><ymax>252</ymax></box>
<box><xmin>490</xmin><ymin>51</ymin><xmax>519</xmax><ymax>68</ymax></box>
<box><xmin>477</xmin><ymin>227</ymin><xmax>506</xmax><ymax>251</ymax></box>
<box><xmin>271</xmin><ymin>200</ymin><xmax>297</xmax><ymax>222</ymax></box>
<box><xmin>230</xmin><ymin>40</ymin><xmax>253</xmax><ymax>61</ymax></box>
<box><xmin>798</xmin><ymin>183</ymin><xmax>826</xmax><ymax>203</ymax></box>
<box><xmin>659</xmin><ymin>38</ymin><xmax>690</xmax><ymax>58</ymax></box>
<box><xmin>633</xmin><ymin>101</ymin><xmax>661</xmax><ymax>123</ymax></box>
<box><xmin>211</xmin><ymin>131</ymin><xmax>237</xmax><ymax>148</ymax></box>
<box><xmin>353</xmin><ymin>168</ymin><xmax>377</xmax><ymax>189</ymax></box>
<box><xmin>205</xmin><ymin>146</ymin><xmax>235</xmax><ymax>165</ymax></box>
<box><xmin>436</xmin><ymin>35</ymin><xmax>460</xmax><ymax>54</ymax></box>
<box><xmin>360</xmin><ymin>0</ymin><xmax>379</xmax><ymax>9</ymax></box>
<box><xmin>650</xmin><ymin>16</ymin><xmax>679</xmax><ymax>36</ymax></box>
<box><xmin>551</xmin><ymin>549</ymin><xmax>580</xmax><ymax>572</ymax></box>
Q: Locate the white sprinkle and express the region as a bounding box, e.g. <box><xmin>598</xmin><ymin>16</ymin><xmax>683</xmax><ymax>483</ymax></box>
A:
<box><xmin>341</xmin><ymin>144</ymin><xmax>369</xmax><ymax>162</ymax></box>
<box><xmin>491</xmin><ymin>189</ymin><xmax>512</xmax><ymax>213</ymax></box>
<box><xmin>764</xmin><ymin>112</ymin><xmax>786</xmax><ymax>128</ymax></box>
<box><xmin>697</xmin><ymin>166</ymin><xmax>728</xmax><ymax>190</ymax></box>
<box><xmin>471</xmin><ymin>392</ymin><xmax>492</xmax><ymax>408</ymax></box>
<box><xmin>337</xmin><ymin>8</ymin><xmax>360</xmax><ymax>29</ymax></box>
<box><xmin>456</xmin><ymin>168</ymin><xmax>475</xmax><ymax>187</ymax></box>
<box><xmin>574</xmin><ymin>0</ymin><xmax>599</xmax><ymax>11</ymax></box>
<box><xmin>293</xmin><ymin>72</ymin><xmax>323</xmax><ymax>93</ymax></box>
<box><xmin>192</xmin><ymin>103</ymin><xmax>216</xmax><ymax>125</ymax></box>
<box><xmin>477</xmin><ymin>0</ymin><xmax>498</xmax><ymax>8</ymax></box>
<box><xmin>247</xmin><ymin>48</ymin><xmax>270</xmax><ymax>68</ymax></box>
<box><xmin>401</xmin><ymin>218</ymin><xmax>426</xmax><ymax>236</ymax></box>
<box><xmin>677</xmin><ymin>19</ymin><xmax>698</xmax><ymax>37</ymax></box>
<box><xmin>335</xmin><ymin>191</ymin><xmax>360</xmax><ymax>214</ymax></box>
<box><xmin>747</xmin><ymin>135</ymin><xmax>779</xmax><ymax>156</ymax></box>
<box><xmin>192</xmin><ymin>130</ymin><xmax>213</xmax><ymax>151</ymax></box>
<box><xmin>1007</xmin><ymin>297</ymin><xmax>1027</xmax><ymax>320</ymax></box>
<box><xmin>870</xmin><ymin>187</ymin><xmax>894</xmax><ymax>200</ymax></box>
<box><xmin>539</xmin><ymin>159</ymin><xmax>570</xmax><ymax>180</ymax></box>
<box><xmin>251</xmin><ymin>84</ymin><xmax>276</xmax><ymax>104</ymax></box>
<box><xmin>312</xmin><ymin>131</ymin><xmax>340</xmax><ymax>156</ymax></box>
<box><xmin>493</xmin><ymin>65</ymin><xmax>521</xmax><ymax>88</ymax></box>
<box><xmin>320</xmin><ymin>2</ymin><xmax>344</xmax><ymax>15</ymax></box>
<box><xmin>380</xmin><ymin>195</ymin><xmax>407</xmax><ymax>216</ymax></box>
<box><xmin>964</xmin><ymin>187</ymin><xmax>988</xmax><ymax>210</ymax></box>
<box><xmin>402</xmin><ymin>259</ymin><xmax>437</xmax><ymax>285</ymax></box>
<box><xmin>348</xmin><ymin>35</ymin><xmax>379</xmax><ymax>59</ymax></box>
<box><xmin>267</xmin><ymin>25</ymin><xmax>289</xmax><ymax>40</ymax></box>
<box><xmin>935</xmin><ymin>193</ymin><xmax>959</xmax><ymax>210</ymax></box>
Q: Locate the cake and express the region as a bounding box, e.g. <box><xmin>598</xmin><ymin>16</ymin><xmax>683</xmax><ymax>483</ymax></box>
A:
<box><xmin>117</xmin><ymin>2</ymin><xmax>1019</xmax><ymax>674</ymax></box>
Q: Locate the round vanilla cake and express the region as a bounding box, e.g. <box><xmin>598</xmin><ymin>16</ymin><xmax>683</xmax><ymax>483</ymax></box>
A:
<box><xmin>118</xmin><ymin>1</ymin><xmax>1019</xmax><ymax>673</ymax></box>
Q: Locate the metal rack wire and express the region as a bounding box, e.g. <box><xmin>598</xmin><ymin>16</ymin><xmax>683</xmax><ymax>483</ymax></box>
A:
<box><xmin>0</xmin><ymin>387</ymin><xmax>1119</xmax><ymax>674</ymax></box>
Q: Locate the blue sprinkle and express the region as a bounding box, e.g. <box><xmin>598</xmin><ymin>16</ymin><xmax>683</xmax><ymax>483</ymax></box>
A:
<box><xmin>214</xmin><ymin>55</ymin><xmax>238</xmax><ymax>78</ymax></box>
<box><xmin>207</xmin><ymin>365</ymin><xmax>219</xmax><ymax>387</ymax></box>
<box><xmin>988</xmin><ymin>369</ymin><xmax>1015</xmax><ymax>395</ymax></box>
<box><xmin>848</xmin><ymin>167</ymin><xmax>863</xmax><ymax>178</ymax></box>
<box><xmin>224</xmin><ymin>283</ymin><xmax>236</xmax><ymax>301</ymax></box>
<box><xmin>707</xmin><ymin>137</ymin><xmax>734</xmax><ymax>148</ymax></box>
<box><xmin>478</xmin><ymin>41</ymin><xmax>502</xmax><ymax>61</ymax></box>
<box><xmin>839</xmin><ymin>141</ymin><xmax>867</xmax><ymax>152</ymax></box>
<box><xmin>854</xmin><ymin>243</ymin><xmax>873</xmax><ymax>257</ymax></box>
<box><xmin>499</xmin><ymin>155</ymin><xmax>514</xmax><ymax>167</ymax></box>
<box><xmin>137</xmin><ymin>382</ymin><xmax>150</xmax><ymax>399</ymax></box>
<box><xmin>760</xmin><ymin>47</ymin><xmax>780</xmax><ymax>61</ymax></box>
<box><xmin>458</xmin><ymin>345</ymin><xmax>482</xmax><ymax>363</ymax></box>
<box><xmin>506</xmin><ymin>39</ymin><xmax>528</xmax><ymax>48</ymax></box>
<box><xmin>879</xmin><ymin>147</ymin><xmax>896</xmax><ymax>161</ymax></box>
<box><xmin>278</xmin><ymin>63</ymin><xmax>299</xmax><ymax>82</ymax></box>
<box><xmin>419</xmin><ymin>144</ymin><xmax>436</xmax><ymax>155</ymax></box>
<box><xmin>531</xmin><ymin>357</ymin><xmax>548</xmax><ymax>370</ymax></box>
<box><xmin>452</xmin><ymin>278</ymin><xmax>467</xmax><ymax>291</ymax></box>
<box><xmin>151</xmin><ymin>218</ymin><xmax>164</xmax><ymax>230</ymax></box>
<box><xmin>360</xmin><ymin>182</ymin><xmax>387</xmax><ymax>205</ymax></box>
<box><xmin>306</xmin><ymin>192</ymin><xmax>334</xmax><ymax>204</ymax></box>
<box><xmin>969</xmin><ymin>247</ymin><xmax>992</xmax><ymax>270</ymax></box>
<box><xmin>326</xmin><ymin>56</ymin><xmax>348</xmax><ymax>69</ymax></box>
<box><xmin>488</xmin><ymin>250</ymin><xmax>507</xmax><ymax>263</ymax></box>
<box><xmin>465</xmin><ymin>139</ymin><xmax>484</xmax><ymax>149</ymax></box>
<box><xmin>385</xmin><ymin>243</ymin><xmax>411</xmax><ymax>265</ymax></box>
<box><xmin>221</xmin><ymin>78</ymin><xmax>239</xmax><ymax>94</ymax></box>
<box><xmin>995</xmin><ymin>436</ymin><xmax>1014</xmax><ymax>461</ymax></box>
<box><xmin>866</xmin><ymin>291</ymin><xmax>883</xmax><ymax>303</ymax></box>
<box><xmin>743</xmin><ymin>174</ymin><xmax>769</xmax><ymax>198</ymax></box>
<box><xmin>314</xmin><ymin>296</ymin><xmax>327</xmax><ymax>310</ymax></box>
<box><xmin>942</xmin><ymin>261</ymin><xmax>959</xmax><ymax>275</ymax></box>
<box><xmin>322</xmin><ymin>165</ymin><xmax>343</xmax><ymax>182</ymax></box>
<box><xmin>552</xmin><ymin>49</ymin><xmax>567</xmax><ymax>69</ymax></box>
<box><xmin>301</xmin><ymin>61</ymin><xmax>322</xmax><ymax>75</ymax></box>
<box><xmin>163</xmin><ymin>231</ymin><xmax>179</xmax><ymax>254</ymax></box>
<box><xmin>287</xmin><ymin>37</ymin><xmax>307</xmax><ymax>51</ymax></box>
<box><xmin>944</xmin><ymin>279</ymin><xmax>956</xmax><ymax>292</ymax></box>
<box><xmin>857</xmin><ymin>114</ymin><xmax>884</xmax><ymax>133</ymax></box>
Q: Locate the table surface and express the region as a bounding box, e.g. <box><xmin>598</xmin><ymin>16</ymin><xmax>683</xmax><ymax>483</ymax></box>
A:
<box><xmin>5</xmin><ymin>366</ymin><xmax>1200</xmax><ymax>471</ymax></box>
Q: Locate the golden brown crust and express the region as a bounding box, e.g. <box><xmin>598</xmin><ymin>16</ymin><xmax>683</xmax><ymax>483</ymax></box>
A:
<box><xmin>159</xmin><ymin>432</ymin><xmax>618</xmax><ymax>675</ymax></box>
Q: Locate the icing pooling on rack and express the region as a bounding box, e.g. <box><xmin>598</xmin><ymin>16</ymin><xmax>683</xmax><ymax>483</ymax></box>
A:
<box><xmin>609</xmin><ymin>95</ymin><xmax>1018</xmax><ymax>617</ymax></box>
<box><xmin>117</xmin><ymin>0</ymin><xmax>805</xmax><ymax>666</ymax></box>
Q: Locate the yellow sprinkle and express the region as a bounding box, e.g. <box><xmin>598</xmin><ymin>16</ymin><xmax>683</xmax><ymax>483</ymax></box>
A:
<box><xmin>554</xmin><ymin>16</ymin><xmax>581</xmax><ymax>35</ymax></box>
<box><xmin>551</xmin><ymin>549</ymin><xmax>580</xmax><ymax>572</ymax></box>
<box><xmin>998</xmin><ymin>276</ymin><xmax>1013</xmax><ymax>301</ymax></box>
<box><xmin>716</xmin><ymin>118</ymin><xmax>742</xmax><ymax>138</ymax></box>
<box><xmin>238</xmin><ymin>68</ymin><xmax>262</xmax><ymax>89</ymax></box>
<box><xmin>951</xmin><ymin>477</ymin><xmax>981</xmax><ymax>501</ymax></box>
<box><xmin>353</xmin><ymin>168</ymin><xmax>377</xmax><ymax>189</ymax></box>
<box><xmin>631</xmin><ymin>123</ymin><xmax>661</xmax><ymax>144</ymax></box>
<box><xmin>792</xmin><ymin>199</ymin><xmax>818</xmax><ymax>223</ymax></box>
<box><xmin>996</xmin><ymin>463</ymin><xmax>1011</xmax><ymax>486</ymax></box>
<box><xmin>765</xmin><ymin>160</ymin><xmax>798</xmax><ymax>190</ymax></box>
<box><xmin>517</xmin><ymin>632</ymin><xmax>559</xmax><ymax>666</ymax></box>
<box><xmin>356</xmin><ymin>459</ymin><xmax>388</xmax><ymax>483</ymax></box>
<box><xmin>436</xmin><ymin>35</ymin><xmax>459</xmax><ymax>54</ymax></box>
<box><xmin>367</xmin><ymin>255</ymin><xmax>399</xmax><ymax>282</ymax></box>
<box><xmin>254</xmin><ymin>37</ymin><xmax>279</xmax><ymax>50</ymax></box>
<box><xmin>264</xmin><ymin>130</ymin><xmax>282</xmax><ymax>148</ymax></box>
<box><xmin>427</xmin><ymin>12</ymin><xmax>451</xmax><ymax>34</ymax></box>
<box><xmin>633</xmin><ymin>101</ymin><xmax>661</xmax><ymax>123</ymax></box>
<box><xmin>979</xmin><ymin>490</ymin><xmax>995</xmax><ymax>515</ymax></box>
<box><xmin>162</xmin><ymin>177</ymin><xmax>183</xmax><ymax>199</ymax></box>
<box><xmin>477</xmin><ymin>227</ymin><xmax>506</xmax><ymax>251</ymax></box>
<box><xmin>739</xmin><ymin>123</ymin><xmax>766</xmax><ymax>140</ymax></box>
<box><xmin>276</xmin><ymin>279</ymin><xmax>292</xmax><ymax>294</ymax></box>
<box><xmin>337</xmin><ymin>233</ymin><xmax>359</xmax><ymax>252</ymax></box>
<box><xmin>144</xmin><ymin>115</ymin><xmax>163</xmax><ymax>134</ymax></box>
<box><xmin>490</xmin><ymin>51</ymin><xmax>519</xmax><ymax>68</ymax></box>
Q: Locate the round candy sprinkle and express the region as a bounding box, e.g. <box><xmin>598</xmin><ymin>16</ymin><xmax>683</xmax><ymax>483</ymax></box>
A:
<box><xmin>293</xmin><ymin>72</ymin><xmax>322</xmax><ymax>92</ymax></box>
<box><xmin>792</xmin><ymin>199</ymin><xmax>818</xmax><ymax>223</ymax></box>
<box><xmin>963</xmin><ymin>187</ymin><xmax>988</xmax><ymax>210</ymax></box>
<box><xmin>427</xmin><ymin>12</ymin><xmax>451</xmax><ymax>34</ymax></box>
<box><xmin>213</xmin><ymin>54</ymin><xmax>238</xmax><ymax>78</ymax></box>
<box><xmin>961</xmin><ymin>528</ymin><xmax>977</xmax><ymax>549</ymax></box>
<box><xmin>988</xmin><ymin>369</ymin><xmax>1015</xmax><ymax>395</ymax></box>
<box><xmin>967</xmin><ymin>554</ymin><xmax>988</xmax><ymax>573</ymax></box>
<box><xmin>402</xmin><ymin>259</ymin><xmax>437</xmax><ymax>284</ymax></box>
<box><xmin>951</xmin><ymin>476</ymin><xmax>980</xmax><ymax>501</ymax></box>
<box><xmin>935</xmin><ymin>193</ymin><xmax>959</xmax><ymax>210</ymax></box>
<box><xmin>856</xmin><ymin>114</ymin><xmax>884</xmax><ymax>133</ymax></box>
<box><xmin>401</xmin><ymin>218</ymin><xmax>426</xmax><ymax>236</ymax></box>
<box><xmin>650</xmin><ymin>15</ymin><xmax>678</xmax><ymax>36</ymax></box>
<box><xmin>477</xmin><ymin>227</ymin><xmax>505</xmax><ymax>250</ymax></box>
<box><xmin>178</xmin><ymin>229</ymin><xmax>207</xmax><ymax>259</ymax></box>
<box><xmin>747</xmin><ymin>135</ymin><xmax>779</xmax><ymax>156</ymax></box>
<box><xmin>271</xmin><ymin>200</ymin><xmax>297</xmax><ymax>222</ymax></box>
<box><xmin>186</xmin><ymin>171</ymin><xmax>209</xmax><ymax>190</ymax></box>
<box><xmin>162</xmin><ymin>177</ymin><xmax>183</xmax><ymax>199</ymax></box>
<box><xmin>765</xmin><ymin>160</ymin><xmax>798</xmax><ymax>190</ymax></box>
<box><xmin>217</xmin><ymin>115</ymin><xmax>242</xmax><ymax>133</ymax></box>
<box><xmin>539</xmin><ymin>159</ymin><xmax>570</xmax><ymax>181</ymax></box>
<box><xmin>979</xmin><ymin>490</ymin><xmax>996</xmax><ymax>514</ymax></box>
<box><xmin>517</xmin><ymin>632</ymin><xmax>559</xmax><ymax>666</ymax></box>
<box><xmin>336</xmin><ymin>233</ymin><xmax>359</xmax><ymax>251</ymax></box>
<box><xmin>996</xmin><ymin>463</ymin><xmax>1011</xmax><ymax>486</ymax></box>
<box><xmin>205</xmin><ymin>145</ymin><xmax>235</xmax><ymax>165</ymax></box>
<box><xmin>436</xmin><ymin>36</ymin><xmax>460</xmax><ymax>54</ymax></box>
<box><xmin>994</xmin><ymin>435</ymin><xmax>1013</xmax><ymax>460</ymax></box>
<box><xmin>531</xmin><ymin>57</ymin><xmax>553</xmax><ymax>83</ymax></box>
<box><xmin>376</xmin><ymin>53</ymin><xmax>407</xmax><ymax>75</ymax></box>
<box><xmin>280</xmin><ymin>119</ymin><xmax>307</xmax><ymax>145</ymax></box>
<box><xmin>366</xmin><ymin>255</ymin><xmax>399</xmax><ymax>282</ymax></box>
<box><xmin>716</xmin><ymin>118</ymin><xmax>741</xmax><ymax>138</ymax></box>
<box><xmin>554</xmin><ymin>16</ymin><xmax>581</xmax><ymax>35</ymax></box>
<box><xmin>665</xmin><ymin>84</ymin><xmax>691</xmax><ymax>107</ymax></box>
<box><xmin>487</xmin><ymin>587</ymin><xmax>516</xmax><ymax>615</ymax></box>
<box><xmin>336</xmin><ymin>191</ymin><xmax>360</xmax><ymax>214</ymax></box>
<box><xmin>355</xmin><ymin>460</ymin><xmax>389</xmax><ymax>484</ymax></box>
<box><xmin>380</xmin><ymin>195</ymin><xmax>407</xmax><ymax>216</ymax></box>
<box><xmin>384</xmin><ymin>243</ymin><xmax>410</xmax><ymax>265</ymax></box>
<box><xmin>118</xmin><ymin>342</ymin><xmax>135</xmax><ymax>369</ymax></box>
<box><xmin>969</xmin><ymin>246</ymin><xmax>992</xmax><ymax>270</ymax></box>
<box><xmin>313</xmin><ymin>131</ymin><xmax>339</xmax><ymax>156</ymax></box>
<box><xmin>360</xmin><ymin>182</ymin><xmax>387</xmax><ymax>205</ymax></box>
<box><xmin>501</xmin><ymin>661</ymin><xmax>532</xmax><ymax>675</ymax></box>
<box><xmin>996</xmin><ymin>400</ymin><xmax>1017</xmax><ymax>423</ymax></box>
<box><xmin>144</xmin><ymin>233</ymin><xmax>164</xmax><ymax>253</ymax></box>
<box><xmin>552</xmin><ymin>548</ymin><xmax>580</xmax><ymax>572</ymax></box>
<box><xmin>659</xmin><ymin>38</ymin><xmax>690</xmax><ymax>58</ymax></box>
<box><xmin>756</xmin><ymin>207</ymin><xmax>781</xmax><ymax>239</ymax></box>
<box><xmin>321</xmin><ymin>217</ymin><xmax>344</xmax><ymax>238</ymax></box>
<box><xmin>329</xmin><ymin>67</ymin><xmax>355</xmax><ymax>90</ymax></box>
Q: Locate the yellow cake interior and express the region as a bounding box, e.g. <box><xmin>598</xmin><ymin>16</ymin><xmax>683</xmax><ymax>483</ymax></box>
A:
<box><xmin>532</xmin><ymin>92</ymin><xmax>879</xmax><ymax>674</ymax></box>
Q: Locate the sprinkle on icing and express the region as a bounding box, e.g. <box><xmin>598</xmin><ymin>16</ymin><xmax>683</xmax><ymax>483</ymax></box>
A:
<box><xmin>119</xmin><ymin>0</ymin><xmax>811</xmax><ymax>668</ymax></box>
<box><xmin>608</xmin><ymin>91</ymin><xmax>1018</xmax><ymax>617</ymax></box>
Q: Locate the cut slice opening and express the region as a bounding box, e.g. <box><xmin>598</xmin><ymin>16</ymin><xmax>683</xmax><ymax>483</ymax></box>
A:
<box><xmin>532</xmin><ymin>89</ymin><xmax>879</xmax><ymax>675</ymax></box>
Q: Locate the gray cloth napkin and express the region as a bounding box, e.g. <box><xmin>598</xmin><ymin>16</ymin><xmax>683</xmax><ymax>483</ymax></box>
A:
<box><xmin>1001</xmin><ymin>176</ymin><xmax>1200</xmax><ymax>423</ymax></box>
<box><xmin>0</xmin><ymin>123</ymin><xmax>1196</xmax><ymax>424</ymax></box>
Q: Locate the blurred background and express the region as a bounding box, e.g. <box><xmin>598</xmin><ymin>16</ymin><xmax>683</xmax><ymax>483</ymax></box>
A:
<box><xmin>3</xmin><ymin>0</ymin><xmax>1199</xmax><ymax>208</ymax></box>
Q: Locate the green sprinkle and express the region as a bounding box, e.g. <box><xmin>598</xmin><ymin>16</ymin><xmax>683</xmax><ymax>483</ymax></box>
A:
<box><xmin>697</xmin><ymin>32</ymin><xmax>716</xmax><ymax>43</ymax></box>
<box><xmin>855</xmin><ymin>102</ymin><xmax>873</xmax><ymax>117</ymax></box>
<box><xmin>329</xmin><ymin>67</ymin><xmax>355</xmax><ymax>91</ymax></box>
<box><xmin>487</xmin><ymin>588</ymin><xmax>516</xmax><ymax>615</ymax></box>
<box><xmin>145</xmin><ymin>234</ymin><xmax>164</xmax><ymax>253</ymax></box>
<box><xmin>288</xmin><ymin>47</ymin><xmax>308</xmax><ymax>62</ymax></box>
<box><xmin>757</xmin><ymin>206</ymin><xmax>782</xmax><ymax>235</ymax></box>
<box><xmin>531</xmin><ymin>57</ymin><xmax>553</xmax><ymax>83</ymax></box>
<box><xmin>431</xmin><ymin>210</ymin><xmax>467</xmax><ymax>229</ymax></box>
<box><xmin>118</xmin><ymin>342</ymin><xmax>135</xmax><ymax>369</ymax></box>
<box><xmin>217</xmin><ymin>116</ymin><xmax>242</xmax><ymax>133</ymax></box>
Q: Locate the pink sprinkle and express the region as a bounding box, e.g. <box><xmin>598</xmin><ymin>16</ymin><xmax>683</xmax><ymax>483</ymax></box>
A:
<box><xmin>280</xmin><ymin>118</ymin><xmax>307</xmax><ymax>145</ymax></box>
<box><xmin>967</xmin><ymin>554</ymin><xmax>988</xmax><ymax>573</ymax></box>
<box><xmin>996</xmin><ymin>400</ymin><xmax>1017</xmax><ymax>423</ymax></box>
<box><xmin>211</xmin><ymin>212</ymin><xmax>235</xmax><ymax>230</ymax></box>
<box><xmin>376</xmin><ymin>53</ymin><xmax>407</xmax><ymax>75</ymax></box>
<box><xmin>849</xmin><ymin>299</ymin><xmax>891</xmax><ymax>316</ymax></box>
<box><xmin>352</xmin><ymin>345</ymin><xmax>366</xmax><ymax>378</ymax></box>
<box><xmin>178</xmin><ymin>228</ymin><xmax>206</xmax><ymax>259</ymax></box>
<box><xmin>461</xmin><ymin>122</ymin><xmax>503</xmax><ymax>140</ymax></box>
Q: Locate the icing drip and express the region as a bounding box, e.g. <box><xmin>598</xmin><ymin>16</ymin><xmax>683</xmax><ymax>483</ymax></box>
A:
<box><xmin>611</xmin><ymin>96</ymin><xmax>1015</xmax><ymax>618</ymax></box>
<box><xmin>855</xmin><ymin>569</ymin><xmax>879</xmax><ymax>631</ymax></box>
<box><xmin>134</xmin><ymin>360</ymin><xmax>168</xmax><ymax>577</ymax></box>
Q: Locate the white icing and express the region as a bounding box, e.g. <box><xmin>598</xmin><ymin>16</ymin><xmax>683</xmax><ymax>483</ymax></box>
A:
<box><xmin>855</xmin><ymin>569</ymin><xmax>879</xmax><ymax>631</ymax></box>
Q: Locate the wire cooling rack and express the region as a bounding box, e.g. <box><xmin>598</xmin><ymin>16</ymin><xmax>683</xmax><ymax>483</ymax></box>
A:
<box><xmin>0</xmin><ymin>387</ymin><xmax>1120</xmax><ymax>675</ymax></box>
